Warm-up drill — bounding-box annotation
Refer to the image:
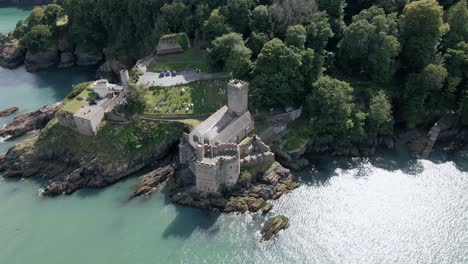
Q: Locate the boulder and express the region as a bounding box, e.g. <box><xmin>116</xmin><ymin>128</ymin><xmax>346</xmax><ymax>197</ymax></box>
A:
<box><xmin>260</xmin><ymin>215</ymin><xmax>290</xmax><ymax>241</ymax></box>
<box><xmin>0</xmin><ymin>107</ymin><xmax>19</xmax><ymax>117</ymax></box>
<box><xmin>75</xmin><ymin>47</ymin><xmax>103</xmax><ymax>66</ymax></box>
<box><xmin>25</xmin><ymin>46</ymin><xmax>59</xmax><ymax>71</ymax></box>
<box><xmin>0</xmin><ymin>39</ymin><xmax>25</xmax><ymax>68</ymax></box>
<box><xmin>261</xmin><ymin>203</ymin><xmax>273</xmax><ymax>214</ymax></box>
<box><xmin>57</xmin><ymin>52</ymin><xmax>75</xmax><ymax>68</ymax></box>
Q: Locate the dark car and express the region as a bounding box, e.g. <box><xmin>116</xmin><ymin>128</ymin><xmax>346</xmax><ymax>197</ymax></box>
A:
<box><xmin>159</xmin><ymin>72</ymin><xmax>164</xmax><ymax>78</ymax></box>
<box><xmin>165</xmin><ymin>71</ymin><xmax>171</xmax><ymax>77</ymax></box>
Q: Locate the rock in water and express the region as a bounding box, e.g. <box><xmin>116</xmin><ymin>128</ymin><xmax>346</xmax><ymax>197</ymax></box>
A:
<box><xmin>0</xmin><ymin>103</ymin><xmax>59</xmax><ymax>141</ymax></box>
<box><xmin>260</xmin><ymin>215</ymin><xmax>290</xmax><ymax>241</ymax></box>
<box><xmin>129</xmin><ymin>162</ymin><xmax>175</xmax><ymax>200</ymax></box>
<box><xmin>0</xmin><ymin>107</ymin><xmax>19</xmax><ymax>117</ymax></box>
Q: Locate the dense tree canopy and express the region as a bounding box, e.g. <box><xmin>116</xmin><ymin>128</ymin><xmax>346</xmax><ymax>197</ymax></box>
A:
<box><xmin>338</xmin><ymin>7</ymin><xmax>400</xmax><ymax>83</ymax></box>
<box><xmin>9</xmin><ymin>0</ymin><xmax>468</xmax><ymax>148</ymax></box>
<box><xmin>400</xmin><ymin>0</ymin><xmax>446</xmax><ymax>71</ymax></box>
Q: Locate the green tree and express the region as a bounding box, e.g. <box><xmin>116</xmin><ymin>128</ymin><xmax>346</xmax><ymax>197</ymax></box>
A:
<box><xmin>338</xmin><ymin>7</ymin><xmax>400</xmax><ymax>83</ymax></box>
<box><xmin>316</xmin><ymin>0</ymin><xmax>346</xmax><ymax>37</ymax></box>
<box><xmin>402</xmin><ymin>63</ymin><xmax>448</xmax><ymax>127</ymax></box>
<box><xmin>221</xmin><ymin>0</ymin><xmax>254</xmax><ymax>36</ymax></box>
<box><xmin>160</xmin><ymin>2</ymin><xmax>188</xmax><ymax>33</ymax></box>
<box><xmin>26</xmin><ymin>6</ymin><xmax>45</xmax><ymax>29</ymax></box>
<box><xmin>225</xmin><ymin>44</ymin><xmax>253</xmax><ymax>77</ymax></box>
<box><xmin>306</xmin><ymin>11</ymin><xmax>334</xmax><ymax>52</ymax></box>
<box><xmin>368</xmin><ymin>90</ymin><xmax>394</xmax><ymax>136</ymax></box>
<box><xmin>400</xmin><ymin>0</ymin><xmax>446</xmax><ymax>70</ymax></box>
<box><xmin>122</xmin><ymin>86</ymin><xmax>147</xmax><ymax>115</ymax></box>
<box><xmin>251</xmin><ymin>38</ymin><xmax>304</xmax><ymax>109</ymax></box>
<box><xmin>444</xmin><ymin>0</ymin><xmax>468</xmax><ymax>49</ymax></box>
<box><xmin>249</xmin><ymin>5</ymin><xmax>273</xmax><ymax>34</ymax></box>
<box><xmin>44</xmin><ymin>4</ymin><xmax>65</xmax><ymax>26</ymax></box>
<box><xmin>285</xmin><ymin>25</ymin><xmax>306</xmax><ymax>49</ymax></box>
<box><xmin>246</xmin><ymin>31</ymin><xmax>269</xmax><ymax>57</ymax></box>
<box><xmin>305</xmin><ymin>76</ymin><xmax>355</xmax><ymax>142</ymax></box>
<box><xmin>210</xmin><ymin>33</ymin><xmax>252</xmax><ymax>76</ymax></box>
<box><xmin>269</xmin><ymin>0</ymin><xmax>317</xmax><ymax>36</ymax></box>
<box><xmin>301</xmin><ymin>48</ymin><xmax>324</xmax><ymax>85</ymax></box>
<box><xmin>21</xmin><ymin>24</ymin><xmax>53</xmax><ymax>53</ymax></box>
<box><xmin>203</xmin><ymin>8</ymin><xmax>231</xmax><ymax>40</ymax></box>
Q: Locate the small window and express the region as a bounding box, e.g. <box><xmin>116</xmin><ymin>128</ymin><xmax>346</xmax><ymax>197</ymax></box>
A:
<box><xmin>193</xmin><ymin>135</ymin><xmax>199</xmax><ymax>142</ymax></box>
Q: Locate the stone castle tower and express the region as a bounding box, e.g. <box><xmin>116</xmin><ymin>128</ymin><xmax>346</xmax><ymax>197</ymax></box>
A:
<box><xmin>228</xmin><ymin>80</ymin><xmax>249</xmax><ymax>116</ymax></box>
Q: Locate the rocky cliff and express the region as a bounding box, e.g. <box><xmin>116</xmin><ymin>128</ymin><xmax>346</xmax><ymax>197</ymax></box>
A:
<box><xmin>0</xmin><ymin>119</ymin><xmax>185</xmax><ymax>196</ymax></box>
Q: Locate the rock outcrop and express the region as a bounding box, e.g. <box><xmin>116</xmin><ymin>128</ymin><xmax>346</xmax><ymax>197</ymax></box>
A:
<box><xmin>260</xmin><ymin>215</ymin><xmax>290</xmax><ymax>241</ymax></box>
<box><xmin>75</xmin><ymin>47</ymin><xmax>103</xmax><ymax>67</ymax></box>
<box><xmin>164</xmin><ymin>162</ymin><xmax>300</xmax><ymax>213</ymax></box>
<box><xmin>25</xmin><ymin>46</ymin><xmax>59</xmax><ymax>71</ymax></box>
<box><xmin>0</xmin><ymin>107</ymin><xmax>19</xmax><ymax>117</ymax></box>
<box><xmin>0</xmin><ymin>35</ymin><xmax>25</xmax><ymax>68</ymax></box>
<box><xmin>97</xmin><ymin>59</ymin><xmax>127</xmax><ymax>82</ymax></box>
<box><xmin>0</xmin><ymin>119</ymin><xmax>183</xmax><ymax>196</ymax></box>
<box><xmin>128</xmin><ymin>160</ymin><xmax>175</xmax><ymax>200</ymax></box>
<box><xmin>0</xmin><ymin>103</ymin><xmax>59</xmax><ymax>141</ymax></box>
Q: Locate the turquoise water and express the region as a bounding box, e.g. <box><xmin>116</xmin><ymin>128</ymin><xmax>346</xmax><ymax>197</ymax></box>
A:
<box><xmin>1</xmin><ymin>6</ymin><xmax>468</xmax><ymax>264</ymax></box>
<box><xmin>0</xmin><ymin>5</ymin><xmax>32</xmax><ymax>34</ymax></box>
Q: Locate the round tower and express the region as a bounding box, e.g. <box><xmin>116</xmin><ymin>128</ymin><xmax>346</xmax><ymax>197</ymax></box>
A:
<box><xmin>228</xmin><ymin>80</ymin><xmax>249</xmax><ymax>116</ymax></box>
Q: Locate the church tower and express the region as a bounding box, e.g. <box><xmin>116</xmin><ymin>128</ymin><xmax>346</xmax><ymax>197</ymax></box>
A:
<box><xmin>227</xmin><ymin>80</ymin><xmax>249</xmax><ymax>116</ymax></box>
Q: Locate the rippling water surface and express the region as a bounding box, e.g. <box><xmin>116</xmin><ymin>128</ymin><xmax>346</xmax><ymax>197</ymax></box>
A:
<box><xmin>1</xmin><ymin>5</ymin><xmax>467</xmax><ymax>264</ymax></box>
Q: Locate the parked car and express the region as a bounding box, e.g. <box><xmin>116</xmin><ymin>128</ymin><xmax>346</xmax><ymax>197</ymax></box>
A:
<box><xmin>159</xmin><ymin>72</ymin><xmax>164</xmax><ymax>78</ymax></box>
<box><xmin>165</xmin><ymin>71</ymin><xmax>171</xmax><ymax>77</ymax></box>
<box><xmin>171</xmin><ymin>71</ymin><xmax>177</xmax><ymax>76</ymax></box>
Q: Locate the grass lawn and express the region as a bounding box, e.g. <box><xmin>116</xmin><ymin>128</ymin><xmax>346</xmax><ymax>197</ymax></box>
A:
<box><xmin>147</xmin><ymin>48</ymin><xmax>214</xmax><ymax>73</ymax></box>
<box><xmin>144</xmin><ymin>79</ymin><xmax>228</xmax><ymax>115</ymax></box>
<box><xmin>281</xmin><ymin>119</ymin><xmax>314</xmax><ymax>152</ymax></box>
<box><xmin>61</xmin><ymin>88</ymin><xmax>94</xmax><ymax>114</ymax></box>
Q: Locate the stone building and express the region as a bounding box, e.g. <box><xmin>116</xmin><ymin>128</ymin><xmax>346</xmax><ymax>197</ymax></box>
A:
<box><xmin>179</xmin><ymin>80</ymin><xmax>275</xmax><ymax>193</ymax></box>
<box><xmin>58</xmin><ymin>72</ymin><xmax>128</xmax><ymax>136</ymax></box>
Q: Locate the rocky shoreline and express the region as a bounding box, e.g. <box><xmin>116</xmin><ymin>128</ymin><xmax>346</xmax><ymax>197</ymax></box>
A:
<box><xmin>0</xmin><ymin>103</ymin><xmax>58</xmax><ymax>141</ymax></box>
<box><xmin>0</xmin><ymin>32</ymin><xmax>125</xmax><ymax>81</ymax></box>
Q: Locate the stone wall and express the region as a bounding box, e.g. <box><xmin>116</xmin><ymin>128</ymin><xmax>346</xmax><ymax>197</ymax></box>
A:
<box><xmin>240</xmin><ymin>152</ymin><xmax>275</xmax><ymax>167</ymax></box>
<box><xmin>220</xmin><ymin>156</ymin><xmax>240</xmax><ymax>187</ymax></box>
<box><xmin>194</xmin><ymin>160</ymin><xmax>221</xmax><ymax>193</ymax></box>
<box><xmin>266</xmin><ymin>107</ymin><xmax>303</xmax><ymax>123</ymax></box>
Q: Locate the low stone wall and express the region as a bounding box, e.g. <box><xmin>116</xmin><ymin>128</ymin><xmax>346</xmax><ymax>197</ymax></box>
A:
<box><xmin>265</xmin><ymin>107</ymin><xmax>303</xmax><ymax>123</ymax></box>
<box><xmin>241</xmin><ymin>152</ymin><xmax>275</xmax><ymax>167</ymax></box>
<box><xmin>140</xmin><ymin>112</ymin><xmax>212</xmax><ymax>120</ymax></box>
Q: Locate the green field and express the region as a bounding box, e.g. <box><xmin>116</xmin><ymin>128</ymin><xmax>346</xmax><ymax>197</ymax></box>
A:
<box><xmin>144</xmin><ymin>79</ymin><xmax>228</xmax><ymax>115</ymax></box>
<box><xmin>147</xmin><ymin>48</ymin><xmax>214</xmax><ymax>73</ymax></box>
<box><xmin>61</xmin><ymin>88</ymin><xmax>94</xmax><ymax>114</ymax></box>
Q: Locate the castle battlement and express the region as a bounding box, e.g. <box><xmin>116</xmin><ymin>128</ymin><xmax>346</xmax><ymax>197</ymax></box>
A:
<box><xmin>178</xmin><ymin>80</ymin><xmax>275</xmax><ymax>193</ymax></box>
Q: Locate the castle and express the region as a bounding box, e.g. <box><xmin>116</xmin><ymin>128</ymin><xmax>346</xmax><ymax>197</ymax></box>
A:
<box><xmin>179</xmin><ymin>80</ymin><xmax>275</xmax><ymax>193</ymax></box>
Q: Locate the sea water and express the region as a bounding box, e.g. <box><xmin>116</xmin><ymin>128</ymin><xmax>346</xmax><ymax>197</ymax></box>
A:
<box><xmin>0</xmin><ymin>6</ymin><xmax>467</xmax><ymax>264</ymax></box>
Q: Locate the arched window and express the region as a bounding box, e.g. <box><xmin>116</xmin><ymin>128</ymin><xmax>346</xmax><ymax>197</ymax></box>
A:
<box><xmin>193</xmin><ymin>135</ymin><xmax>199</xmax><ymax>142</ymax></box>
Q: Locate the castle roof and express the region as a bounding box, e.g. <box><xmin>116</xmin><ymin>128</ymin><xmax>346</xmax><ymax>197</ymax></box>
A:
<box><xmin>191</xmin><ymin>105</ymin><xmax>253</xmax><ymax>145</ymax></box>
